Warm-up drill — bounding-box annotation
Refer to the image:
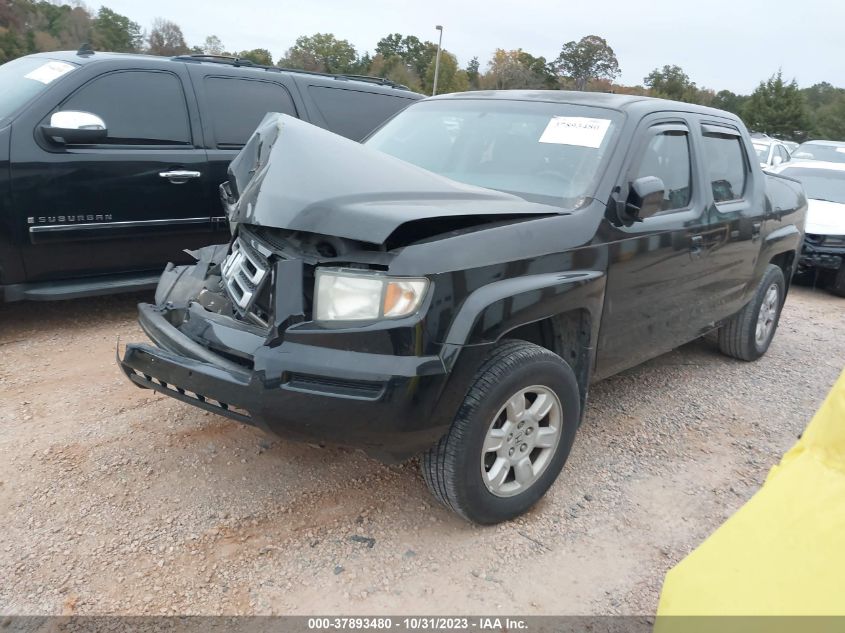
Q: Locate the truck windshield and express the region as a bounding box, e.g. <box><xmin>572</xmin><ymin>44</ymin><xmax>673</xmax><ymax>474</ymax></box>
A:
<box><xmin>780</xmin><ymin>167</ymin><xmax>845</xmax><ymax>204</ymax></box>
<box><xmin>364</xmin><ymin>99</ymin><xmax>623</xmax><ymax>207</ymax></box>
<box><xmin>0</xmin><ymin>57</ymin><xmax>77</xmax><ymax>124</ymax></box>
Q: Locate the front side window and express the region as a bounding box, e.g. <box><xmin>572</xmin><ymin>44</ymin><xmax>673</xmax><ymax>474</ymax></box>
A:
<box><xmin>702</xmin><ymin>132</ymin><xmax>748</xmax><ymax>203</ymax></box>
<box><xmin>365</xmin><ymin>99</ymin><xmax>623</xmax><ymax>207</ymax></box>
<box><xmin>753</xmin><ymin>143</ymin><xmax>770</xmax><ymax>163</ymax></box>
<box><xmin>61</xmin><ymin>70</ymin><xmax>190</xmax><ymax>145</ymax></box>
<box><xmin>204</xmin><ymin>77</ymin><xmax>297</xmax><ymax>149</ymax></box>
<box><xmin>633</xmin><ymin>130</ymin><xmax>692</xmax><ymax>215</ymax></box>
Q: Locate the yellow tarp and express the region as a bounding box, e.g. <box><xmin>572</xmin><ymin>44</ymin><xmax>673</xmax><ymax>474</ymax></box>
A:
<box><xmin>656</xmin><ymin>369</ymin><xmax>845</xmax><ymax>628</ymax></box>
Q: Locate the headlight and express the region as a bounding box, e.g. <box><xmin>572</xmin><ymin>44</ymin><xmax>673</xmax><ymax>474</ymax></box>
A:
<box><xmin>314</xmin><ymin>268</ymin><xmax>429</xmax><ymax>321</ymax></box>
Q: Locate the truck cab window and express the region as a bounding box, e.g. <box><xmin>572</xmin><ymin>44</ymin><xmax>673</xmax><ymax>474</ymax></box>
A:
<box><xmin>633</xmin><ymin>130</ymin><xmax>692</xmax><ymax>215</ymax></box>
<box><xmin>60</xmin><ymin>70</ymin><xmax>190</xmax><ymax>145</ymax></box>
<box><xmin>702</xmin><ymin>132</ymin><xmax>748</xmax><ymax>203</ymax></box>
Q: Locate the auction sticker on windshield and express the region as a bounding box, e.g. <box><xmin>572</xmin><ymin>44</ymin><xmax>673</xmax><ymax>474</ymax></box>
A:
<box><xmin>539</xmin><ymin>116</ymin><xmax>611</xmax><ymax>148</ymax></box>
<box><xmin>24</xmin><ymin>61</ymin><xmax>75</xmax><ymax>85</ymax></box>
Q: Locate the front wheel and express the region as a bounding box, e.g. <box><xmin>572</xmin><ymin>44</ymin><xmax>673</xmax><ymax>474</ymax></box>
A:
<box><xmin>421</xmin><ymin>341</ymin><xmax>580</xmax><ymax>524</ymax></box>
<box><xmin>718</xmin><ymin>264</ymin><xmax>786</xmax><ymax>361</ymax></box>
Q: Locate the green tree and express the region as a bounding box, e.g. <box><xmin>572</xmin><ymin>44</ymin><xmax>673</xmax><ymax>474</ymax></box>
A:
<box><xmin>742</xmin><ymin>71</ymin><xmax>809</xmax><ymax>140</ymax></box>
<box><xmin>644</xmin><ymin>64</ymin><xmax>699</xmax><ymax>102</ymax></box>
<box><xmin>711</xmin><ymin>89</ymin><xmax>749</xmax><ymax>115</ymax></box>
<box><xmin>466</xmin><ymin>56</ymin><xmax>480</xmax><ymax>89</ymax></box>
<box><xmin>483</xmin><ymin>48</ymin><xmax>548</xmax><ymax>89</ymax></box>
<box><xmin>91</xmin><ymin>7</ymin><xmax>142</xmax><ymax>53</ymax></box>
<box><xmin>236</xmin><ymin>48</ymin><xmax>273</xmax><ymax>65</ymax></box>
<box><xmin>424</xmin><ymin>50</ymin><xmax>468</xmax><ymax>95</ymax></box>
<box><xmin>374</xmin><ymin>33</ymin><xmax>435</xmax><ymax>78</ymax></box>
<box><xmin>811</xmin><ymin>94</ymin><xmax>845</xmax><ymax>141</ymax></box>
<box><xmin>146</xmin><ymin>18</ymin><xmax>189</xmax><ymax>56</ymax></box>
<box><xmin>279</xmin><ymin>33</ymin><xmax>359</xmax><ymax>74</ymax></box>
<box><xmin>369</xmin><ymin>53</ymin><xmax>421</xmax><ymax>91</ymax></box>
<box><xmin>556</xmin><ymin>35</ymin><xmax>619</xmax><ymax>91</ymax></box>
<box><xmin>200</xmin><ymin>34</ymin><xmax>225</xmax><ymax>55</ymax></box>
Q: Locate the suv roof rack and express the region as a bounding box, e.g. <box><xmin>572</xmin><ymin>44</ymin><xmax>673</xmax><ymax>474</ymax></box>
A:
<box><xmin>171</xmin><ymin>54</ymin><xmax>410</xmax><ymax>91</ymax></box>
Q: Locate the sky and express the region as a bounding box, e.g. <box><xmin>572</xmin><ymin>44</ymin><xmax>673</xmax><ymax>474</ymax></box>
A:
<box><xmin>97</xmin><ymin>0</ymin><xmax>843</xmax><ymax>94</ymax></box>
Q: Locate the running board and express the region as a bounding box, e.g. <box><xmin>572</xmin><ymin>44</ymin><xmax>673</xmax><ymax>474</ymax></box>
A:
<box><xmin>2</xmin><ymin>272</ymin><xmax>160</xmax><ymax>302</ymax></box>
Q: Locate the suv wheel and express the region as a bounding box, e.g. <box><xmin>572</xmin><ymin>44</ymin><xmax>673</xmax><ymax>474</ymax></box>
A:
<box><xmin>718</xmin><ymin>264</ymin><xmax>785</xmax><ymax>361</ymax></box>
<box><xmin>422</xmin><ymin>340</ymin><xmax>579</xmax><ymax>524</ymax></box>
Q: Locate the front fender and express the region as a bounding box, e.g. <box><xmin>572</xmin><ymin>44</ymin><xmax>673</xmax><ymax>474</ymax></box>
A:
<box><xmin>442</xmin><ymin>270</ymin><xmax>606</xmax><ymax>346</ymax></box>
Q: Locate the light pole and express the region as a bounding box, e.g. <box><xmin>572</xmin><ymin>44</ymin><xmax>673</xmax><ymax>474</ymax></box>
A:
<box><xmin>432</xmin><ymin>25</ymin><xmax>443</xmax><ymax>96</ymax></box>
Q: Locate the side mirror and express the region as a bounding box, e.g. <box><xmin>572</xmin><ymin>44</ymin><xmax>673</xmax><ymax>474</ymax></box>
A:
<box><xmin>772</xmin><ymin>155</ymin><xmax>783</xmax><ymax>167</ymax></box>
<box><xmin>622</xmin><ymin>176</ymin><xmax>665</xmax><ymax>224</ymax></box>
<box><xmin>41</xmin><ymin>111</ymin><xmax>107</xmax><ymax>144</ymax></box>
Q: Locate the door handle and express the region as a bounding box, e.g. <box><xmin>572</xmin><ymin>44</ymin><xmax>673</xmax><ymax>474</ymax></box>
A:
<box><xmin>159</xmin><ymin>170</ymin><xmax>201</xmax><ymax>183</ymax></box>
<box><xmin>752</xmin><ymin>222</ymin><xmax>762</xmax><ymax>241</ymax></box>
<box><xmin>690</xmin><ymin>234</ymin><xmax>703</xmax><ymax>258</ymax></box>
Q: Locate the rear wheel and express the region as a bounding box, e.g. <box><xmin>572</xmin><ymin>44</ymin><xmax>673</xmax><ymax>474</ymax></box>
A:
<box><xmin>421</xmin><ymin>340</ymin><xmax>579</xmax><ymax>524</ymax></box>
<box><xmin>718</xmin><ymin>264</ymin><xmax>785</xmax><ymax>361</ymax></box>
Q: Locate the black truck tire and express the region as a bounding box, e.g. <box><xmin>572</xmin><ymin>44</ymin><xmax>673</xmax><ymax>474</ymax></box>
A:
<box><xmin>718</xmin><ymin>264</ymin><xmax>785</xmax><ymax>361</ymax></box>
<box><xmin>831</xmin><ymin>264</ymin><xmax>845</xmax><ymax>298</ymax></box>
<box><xmin>421</xmin><ymin>340</ymin><xmax>579</xmax><ymax>524</ymax></box>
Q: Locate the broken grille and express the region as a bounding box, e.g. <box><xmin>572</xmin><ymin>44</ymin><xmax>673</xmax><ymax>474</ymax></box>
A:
<box><xmin>221</xmin><ymin>237</ymin><xmax>269</xmax><ymax>315</ymax></box>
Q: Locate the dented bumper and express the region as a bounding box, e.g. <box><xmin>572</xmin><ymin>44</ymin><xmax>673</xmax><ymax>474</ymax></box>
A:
<box><xmin>118</xmin><ymin>301</ymin><xmax>461</xmax><ymax>461</ymax></box>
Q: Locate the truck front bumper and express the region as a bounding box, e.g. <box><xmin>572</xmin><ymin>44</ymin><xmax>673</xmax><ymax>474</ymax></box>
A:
<box><xmin>118</xmin><ymin>304</ymin><xmax>466</xmax><ymax>461</ymax></box>
<box><xmin>799</xmin><ymin>238</ymin><xmax>845</xmax><ymax>271</ymax></box>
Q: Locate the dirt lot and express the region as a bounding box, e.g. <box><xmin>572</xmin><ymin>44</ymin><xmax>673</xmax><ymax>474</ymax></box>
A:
<box><xmin>0</xmin><ymin>285</ymin><xmax>842</xmax><ymax>615</ymax></box>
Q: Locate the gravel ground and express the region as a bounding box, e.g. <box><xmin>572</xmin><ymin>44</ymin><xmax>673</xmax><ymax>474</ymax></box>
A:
<box><xmin>0</xmin><ymin>285</ymin><xmax>842</xmax><ymax>616</ymax></box>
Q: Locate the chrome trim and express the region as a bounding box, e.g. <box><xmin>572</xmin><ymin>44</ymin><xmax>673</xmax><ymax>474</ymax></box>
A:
<box><xmin>221</xmin><ymin>237</ymin><xmax>269</xmax><ymax>313</ymax></box>
<box><xmin>29</xmin><ymin>217</ymin><xmax>212</xmax><ymax>234</ymax></box>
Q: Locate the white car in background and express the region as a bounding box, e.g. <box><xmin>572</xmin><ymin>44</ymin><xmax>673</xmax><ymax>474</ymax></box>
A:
<box><xmin>752</xmin><ymin>135</ymin><xmax>793</xmax><ymax>169</ymax></box>
<box><xmin>790</xmin><ymin>140</ymin><xmax>845</xmax><ymax>164</ymax></box>
<box><xmin>770</xmin><ymin>160</ymin><xmax>845</xmax><ymax>296</ymax></box>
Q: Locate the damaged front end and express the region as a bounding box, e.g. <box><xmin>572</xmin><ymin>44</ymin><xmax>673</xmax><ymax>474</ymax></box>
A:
<box><xmin>118</xmin><ymin>113</ymin><xmax>561</xmax><ymax>459</ymax></box>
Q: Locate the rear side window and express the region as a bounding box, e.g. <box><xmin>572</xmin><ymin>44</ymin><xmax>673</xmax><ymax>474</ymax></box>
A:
<box><xmin>633</xmin><ymin>129</ymin><xmax>692</xmax><ymax>215</ymax></box>
<box><xmin>308</xmin><ymin>85</ymin><xmax>412</xmax><ymax>140</ymax></box>
<box><xmin>702</xmin><ymin>131</ymin><xmax>748</xmax><ymax>203</ymax></box>
<box><xmin>204</xmin><ymin>77</ymin><xmax>297</xmax><ymax>149</ymax></box>
<box><xmin>62</xmin><ymin>70</ymin><xmax>190</xmax><ymax>145</ymax></box>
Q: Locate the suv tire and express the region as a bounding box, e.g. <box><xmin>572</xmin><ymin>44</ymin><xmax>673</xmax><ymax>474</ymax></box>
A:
<box><xmin>422</xmin><ymin>340</ymin><xmax>579</xmax><ymax>524</ymax></box>
<box><xmin>718</xmin><ymin>264</ymin><xmax>785</xmax><ymax>361</ymax></box>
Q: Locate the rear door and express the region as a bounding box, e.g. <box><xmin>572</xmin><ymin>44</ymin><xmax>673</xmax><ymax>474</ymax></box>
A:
<box><xmin>187</xmin><ymin>65</ymin><xmax>301</xmax><ymax>242</ymax></box>
<box><xmin>695</xmin><ymin>121</ymin><xmax>766</xmax><ymax>319</ymax></box>
<box><xmin>12</xmin><ymin>64</ymin><xmax>214</xmax><ymax>282</ymax></box>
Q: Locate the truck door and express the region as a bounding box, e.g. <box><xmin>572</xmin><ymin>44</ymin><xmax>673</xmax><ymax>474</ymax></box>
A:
<box><xmin>596</xmin><ymin>116</ymin><xmax>715</xmax><ymax>378</ymax></box>
<box><xmin>12</xmin><ymin>66</ymin><xmax>215</xmax><ymax>283</ymax></box>
<box><xmin>695</xmin><ymin>122</ymin><xmax>764</xmax><ymax>321</ymax></box>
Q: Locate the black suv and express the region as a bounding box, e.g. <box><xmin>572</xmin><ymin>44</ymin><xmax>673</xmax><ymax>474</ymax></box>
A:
<box><xmin>0</xmin><ymin>51</ymin><xmax>421</xmax><ymax>301</ymax></box>
<box><xmin>120</xmin><ymin>92</ymin><xmax>806</xmax><ymax>524</ymax></box>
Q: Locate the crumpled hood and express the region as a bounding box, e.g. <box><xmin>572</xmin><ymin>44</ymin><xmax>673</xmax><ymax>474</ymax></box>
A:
<box><xmin>225</xmin><ymin>113</ymin><xmax>564</xmax><ymax>244</ymax></box>
<box><xmin>806</xmin><ymin>198</ymin><xmax>845</xmax><ymax>236</ymax></box>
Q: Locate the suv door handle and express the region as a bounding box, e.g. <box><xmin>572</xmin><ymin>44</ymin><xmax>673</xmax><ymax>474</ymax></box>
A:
<box><xmin>159</xmin><ymin>170</ymin><xmax>201</xmax><ymax>183</ymax></box>
<box><xmin>752</xmin><ymin>222</ymin><xmax>762</xmax><ymax>240</ymax></box>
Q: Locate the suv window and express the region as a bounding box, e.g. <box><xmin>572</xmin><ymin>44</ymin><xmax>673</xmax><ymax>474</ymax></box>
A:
<box><xmin>61</xmin><ymin>70</ymin><xmax>190</xmax><ymax>145</ymax></box>
<box><xmin>702</xmin><ymin>132</ymin><xmax>747</xmax><ymax>202</ymax></box>
<box><xmin>204</xmin><ymin>77</ymin><xmax>297</xmax><ymax>149</ymax></box>
<box><xmin>308</xmin><ymin>85</ymin><xmax>410</xmax><ymax>140</ymax></box>
<box><xmin>633</xmin><ymin>129</ymin><xmax>692</xmax><ymax>215</ymax></box>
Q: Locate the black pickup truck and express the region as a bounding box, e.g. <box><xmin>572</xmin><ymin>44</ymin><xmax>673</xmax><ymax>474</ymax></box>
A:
<box><xmin>0</xmin><ymin>50</ymin><xmax>421</xmax><ymax>301</ymax></box>
<box><xmin>119</xmin><ymin>92</ymin><xmax>806</xmax><ymax>524</ymax></box>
